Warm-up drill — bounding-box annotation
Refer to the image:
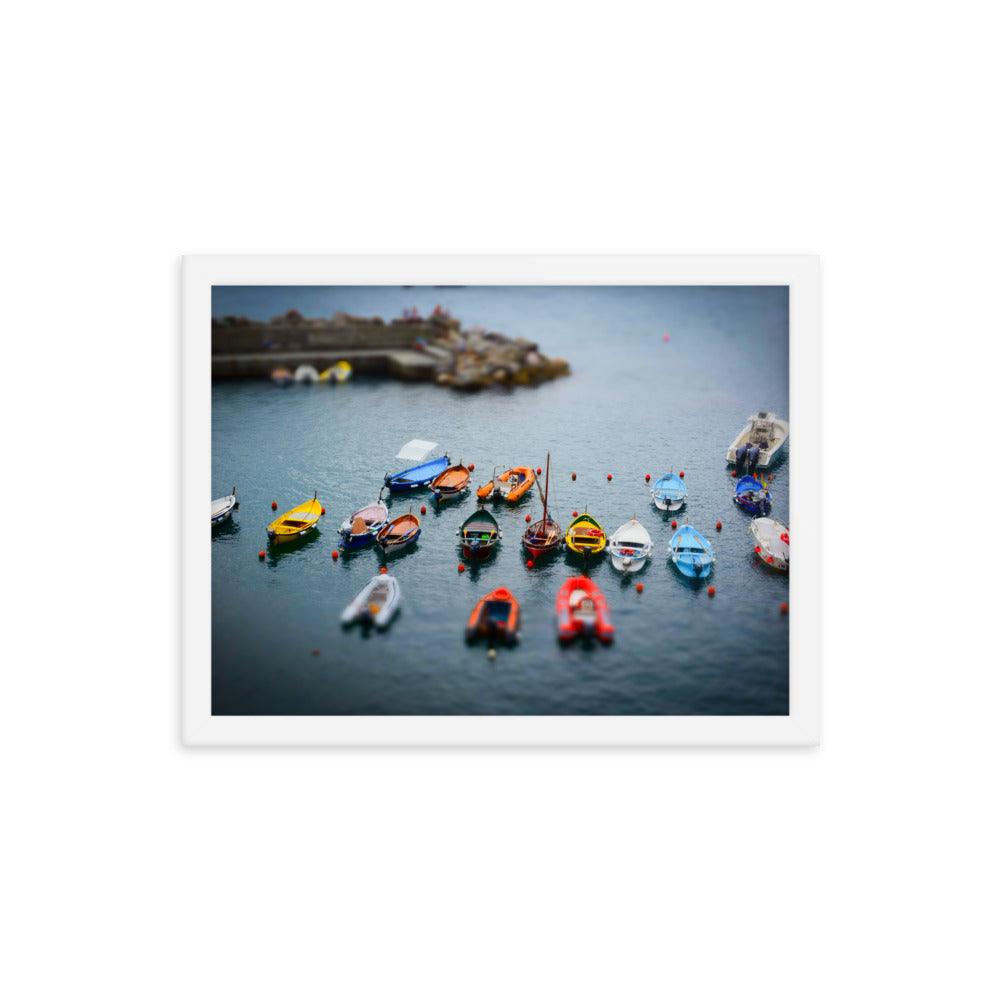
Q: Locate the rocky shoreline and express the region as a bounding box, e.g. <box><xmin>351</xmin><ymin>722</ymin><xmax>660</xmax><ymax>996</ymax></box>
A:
<box><xmin>211</xmin><ymin>310</ymin><xmax>571</xmax><ymax>390</ymax></box>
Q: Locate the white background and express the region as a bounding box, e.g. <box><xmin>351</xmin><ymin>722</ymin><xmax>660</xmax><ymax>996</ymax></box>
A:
<box><xmin>4</xmin><ymin>3</ymin><xmax>996</xmax><ymax>998</ymax></box>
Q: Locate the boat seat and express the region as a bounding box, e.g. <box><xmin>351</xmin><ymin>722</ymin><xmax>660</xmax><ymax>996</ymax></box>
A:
<box><xmin>352</xmin><ymin>516</ymin><xmax>367</xmax><ymax>534</ymax></box>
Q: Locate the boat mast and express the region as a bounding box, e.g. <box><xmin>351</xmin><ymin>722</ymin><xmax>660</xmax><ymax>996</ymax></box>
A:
<box><xmin>542</xmin><ymin>452</ymin><xmax>550</xmax><ymax>526</ymax></box>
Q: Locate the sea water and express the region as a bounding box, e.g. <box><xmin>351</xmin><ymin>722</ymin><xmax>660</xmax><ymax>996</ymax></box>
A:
<box><xmin>211</xmin><ymin>285</ymin><xmax>789</xmax><ymax>715</ymax></box>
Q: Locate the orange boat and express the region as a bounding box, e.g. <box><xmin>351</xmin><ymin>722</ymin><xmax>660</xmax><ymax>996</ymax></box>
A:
<box><xmin>430</xmin><ymin>462</ymin><xmax>471</xmax><ymax>502</ymax></box>
<box><xmin>556</xmin><ymin>577</ymin><xmax>615</xmax><ymax>642</ymax></box>
<box><xmin>497</xmin><ymin>466</ymin><xmax>535</xmax><ymax>503</ymax></box>
<box><xmin>465</xmin><ymin>587</ymin><xmax>520</xmax><ymax>645</ymax></box>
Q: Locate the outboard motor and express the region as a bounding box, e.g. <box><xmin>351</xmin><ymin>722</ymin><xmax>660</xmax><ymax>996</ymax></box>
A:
<box><xmin>693</xmin><ymin>557</ymin><xmax>703</xmax><ymax>576</ymax></box>
<box><xmin>748</xmin><ymin>445</ymin><xmax>760</xmax><ymax>473</ymax></box>
<box><xmin>735</xmin><ymin>443</ymin><xmax>748</xmax><ymax>471</ymax></box>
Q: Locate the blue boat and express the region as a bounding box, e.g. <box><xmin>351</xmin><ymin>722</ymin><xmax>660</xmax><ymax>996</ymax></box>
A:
<box><xmin>668</xmin><ymin>524</ymin><xmax>714</xmax><ymax>579</ymax></box>
<box><xmin>650</xmin><ymin>471</ymin><xmax>687</xmax><ymax>512</ymax></box>
<box><xmin>384</xmin><ymin>454</ymin><xmax>451</xmax><ymax>492</ymax></box>
<box><xmin>733</xmin><ymin>474</ymin><xmax>771</xmax><ymax>514</ymax></box>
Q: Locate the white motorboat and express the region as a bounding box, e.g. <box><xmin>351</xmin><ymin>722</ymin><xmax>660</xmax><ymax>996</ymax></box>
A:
<box><xmin>608</xmin><ymin>518</ymin><xmax>653</xmax><ymax>572</ymax></box>
<box><xmin>341</xmin><ymin>574</ymin><xmax>401</xmax><ymax>629</ymax></box>
<box><xmin>749</xmin><ymin>517</ymin><xmax>789</xmax><ymax>572</ymax></box>
<box><xmin>726</xmin><ymin>411</ymin><xmax>789</xmax><ymax>470</ymax></box>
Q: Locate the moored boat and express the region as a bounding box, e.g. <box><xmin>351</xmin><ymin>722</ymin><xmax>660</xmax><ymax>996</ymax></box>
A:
<box><xmin>749</xmin><ymin>517</ymin><xmax>789</xmax><ymax>571</ymax></box>
<box><xmin>457</xmin><ymin>508</ymin><xmax>502</xmax><ymax>560</ymax></box>
<box><xmin>338</xmin><ymin>493</ymin><xmax>389</xmax><ymax>549</ymax></box>
<box><xmin>431</xmin><ymin>462</ymin><xmax>471</xmax><ymax>502</ymax></box>
<box><xmin>608</xmin><ymin>518</ymin><xmax>653</xmax><ymax>572</ymax></box>
<box><xmin>564</xmin><ymin>510</ymin><xmax>607</xmax><ymax>558</ymax></box>
<box><xmin>668</xmin><ymin>524</ymin><xmax>714</xmax><ymax>579</ymax></box>
<box><xmin>465</xmin><ymin>587</ymin><xmax>520</xmax><ymax>645</ymax></box>
<box><xmin>267</xmin><ymin>493</ymin><xmax>322</xmax><ymax>543</ymax></box>
<box><xmin>376</xmin><ymin>510</ymin><xmax>421</xmax><ymax>554</ymax></box>
<box><xmin>651</xmin><ymin>470</ymin><xmax>687</xmax><ymax>512</ymax></box>
<box><xmin>211</xmin><ymin>486</ymin><xmax>238</xmax><ymax>526</ymax></box>
<box><xmin>556</xmin><ymin>576</ymin><xmax>615</xmax><ymax>642</ymax></box>
<box><xmin>341</xmin><ymin>574</ymin><xmax>401</xmax><ymax>629</ymax></box>
<box><xmin>733</xmin><ymin>474</ymin><xmax>772</xmax><ymax>514</ymax></box>
<box><xmin>496</xmin><ymin>466</ymin><xmax>535</xmax><ymax>503</ymax></box>
<box><xmin>522</xmin><ymin>453</ymin><xmax>562</xmax><ymax>559</ymax></box>
<box><xmin>384</xmin><ymin>440</ymin><xmax>451</xmax><ymax>493</ymax></box>
<box><xmin>726</xmin><ymin>411</ymin><xmax>789</xmax><ymax>470</ymax></box>
<box><xmin>319</xmin><ymin>360</ymin><xmax>352</xmax><ymax>383</ymax></box>
<box><xmin>270</xmin><ymin>366</ymin><xmax>293</xmax><ymax>386</ymax></box>
<box><xmin>293</xmin><ymin>364</ymin><xmax>320</xmax><ymax>383</ymax></box>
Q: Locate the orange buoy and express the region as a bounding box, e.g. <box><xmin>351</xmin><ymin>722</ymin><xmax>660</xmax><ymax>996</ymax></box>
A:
<box><xmin>526</xmin><ymin>560</ymin><xmax>534</xmax><ymax>569</ymax></box>
<box><xmin>679</xmin><ymin>471</ymin><xmax>684</xmax><ymax>478</ymax></box>
<box><xmin>571</xmin><ymin>473</ymin><xmax>576</xmax><ymax>480</ymax></box>
<box><xmin>636</xmin><ymin>583</ymin><xmax>643</xmax><ymax>594</ymax></box>
<box><xmin>379</xmin><ymin>567</ymin><xmax>387</xmax><ymax>575</ymax></box>
<box><xmin>271</xmin><ymin>501</ymin><xmax>277</xmax><ymax>509</ymax></box>
<box><xmin>716</xmin><ymin>522</ymin><xmax>722</xmax><ymax>531</ymax></box>
<box><xmin>458</xmin><ymin>563</ymin><xmax>465</xmax><ymax>573</ymax></box>
<box><xmin>780</xmin><ymin>602</ymin><xmax>788</xmax><ymax>614</ymax></box>
<box><xmin>671</xmin><ymin>520</ymin><xmax>677</xmax><ymax>529</ymax></box>
<box><xmin>525</xmin><ymin>514</ymin><xmax>531</xmax><ymax>522</ymax></box>
<box><xmin>420</xmin><ymin>505</ymin><xmax>426</xmax><ymax>515</ymax></box>
<box><xmin>708</xmin><ymin>586</ymin><xmax>716</xmax><ymax>597</ymax></box>
<box><xmin>645</xmin><ymin>473</ymin><xmax>650</xmax><ymax>481</ymax></box>
<box><xmin>332</xmin><ymin>551</ymin><xmax>339</xmax><ymax>560</ymax></box>
<box><xmin>607</xmin><ymin>473</ymin><xmax>612</xmax><ymax>481</ymax></box>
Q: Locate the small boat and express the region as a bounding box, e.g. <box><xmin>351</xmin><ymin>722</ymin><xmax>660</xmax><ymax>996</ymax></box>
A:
<box><xmin>522</xmin><ymin>453</ymin><xmax>562</xmax><ymax>559</ymax></box>
<box><xmin>465</xmin><ymin>587</ymin><xmax>520</xmax><ymax>645</ymax></box>
<box><xmin>651</xmin><ymin>470</ymin><xmax>687</xmax><ymax>512</ymax></box>
<box><xmin>293</xmin><ymin>364</ymin><xmax>320</xmax><ymax>383</ymax></box>
<box><xmin>430</xmin><ymin>463</ymin><xmax>471</xmax><ymax>502</ymax></box>
<box><xmin>384</xmin><ymin>440</ymin><xmax>451</xmax><ymax>493</ymax></box>
<box><xmin>564</xmin><ymin>510</ymin><xmax>607</xmax><ymax>558</ymax></box>
<box><xmin>211</xmin><ymin>486</ymin><xmax>238</xmax><ymax>526</ymax></box>
<box><xmin>726</xmin><ymin>411</ymin><xmax>789</xmax><ymax>470</ymax></box>
<box><xmin>668</xmin><ymin>524</ymin><xmax>714</xmax><ymax>579</ymax></box>
<box><xmin>733</xmin><ymin>474</ymin><xmax>772</xmax><ymax>514</ymax></box>
<box><xmin>376</xmin><ymin>510</ymin><xmax>421</xmax><ymax>554</ymax></box>
<box><xmin>475</xmin><ymin>467</ymin><xmax>500</xmax><ymax>501</ymax></box>
<box><xmin>319</xmin><ymin>360</ymin><xmax>352</xmax><ymax>383</ymax></box>
<box><xmin>496</xmin><ymin>466</ymin><xmax>536</xmax><ymax>503</ymax></box>
<box><xmin>267</xmin><ymin>493</ymin><xmax>322</xmax><ymax>543</ymax></box>
<box><xmin>270</xmin><ymin>366</ymin><xmax>293</xmax><ymax>386</ymax></box>
<box><xmin>457</xmin><ymin>508</ymin><xmax>502</xmax><ymax>560</ymax></box>
<box><xmin>556</xmin><ymin>577</ymin><xmax>615</xmax><ymax>642</ymax></box>
<box><xmin>341</xmin><ymin>574</ymin><xmax>401</xmax><ymax>629</ymax></box>
<box><xmin>338</xmin><ymin>493</ymin><xmax>389</xmax><ymax>549</ymax></box>
<box><xmin>608</xmin><ymin>518</ymin><xmax>653</xmax><ymax>572</ymax></box>
<box><xmin>749</xmin><ymin>517</ymin><xmax>789</xmax><ymax>572</ymax></box>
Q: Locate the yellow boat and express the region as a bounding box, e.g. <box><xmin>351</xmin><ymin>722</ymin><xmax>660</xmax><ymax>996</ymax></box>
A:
<box><xmin>564</xmin><ymin>510</ymin><xmax>607</xmax><ymax>557</ymax></box>
<box><xmin>267</xmin><ymin>493</ymin><xmax>322</xmax><ymax>543</ymax></box>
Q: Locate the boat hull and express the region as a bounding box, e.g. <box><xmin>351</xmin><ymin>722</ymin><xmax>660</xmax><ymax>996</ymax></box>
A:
<box><xmin>384</xmin><ymin>455</ymin><xmax>451</xmax><ymax>492</ymax></box>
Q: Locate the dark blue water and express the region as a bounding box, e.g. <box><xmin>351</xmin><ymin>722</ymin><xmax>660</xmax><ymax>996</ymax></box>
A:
<box><xmin>212</xmin><ymin>286</ymin><xmax>789</xmax><ymax>715</ymax></box>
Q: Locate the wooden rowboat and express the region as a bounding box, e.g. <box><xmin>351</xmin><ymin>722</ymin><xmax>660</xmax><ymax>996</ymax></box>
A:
<box><xmin>211</xmin><ymin>487</ymin><xmax>238</xmax><ymax>526</ymax></box>
<box><xmin>564</xmin><ymin>510</ymin><xmax>607</xmax><ymax>558</ymax></box>
<box><xmin>338</xmin><ymin>494</ymin><xmax>389</xmax><ymax>549</ymax></box>
<box><xmin>522</xmin><ymin>453</ymin><xmax>562</xmax><ymax>559</ymax></box>
<box><xmin>376</xmin><ymin>510</ymin><xmax>421</xmax><ymax>554</ymax></box>
<box><xmin>431</xmin><ymin>463</ymin><xmax>471</xmax><ymax>502</ymax></box>
<box><xmin>266</xmin><ymin>493</ymin><xmax>322</xmax><ymax>543</ymax></box>
<box><xmin>465</xmin><ymin>587</ymin><xmax>519</xmax><ymax>645</ymax></box>
<box><xmin>457</xmin><ymin>508</ymin><xmax>502</xmax><ymax>560</ymax></box>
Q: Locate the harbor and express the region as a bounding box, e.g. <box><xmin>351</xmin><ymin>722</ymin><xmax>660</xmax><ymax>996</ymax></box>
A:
<box><xmin>211</xmin><ymin>284</ymin><xmax>790</xmax><ymax>716</ymax></box>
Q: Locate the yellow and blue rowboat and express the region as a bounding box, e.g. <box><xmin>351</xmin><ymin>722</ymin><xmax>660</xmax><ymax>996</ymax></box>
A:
<box><xmin>267</xmin><ymin>494</ymin><xmax>322</xmax><ymax>543</ymax></box>
<box><xmin>564</xmin><ymin>511</ymin><xmax>607</xmax><ymax>557</ymax></box>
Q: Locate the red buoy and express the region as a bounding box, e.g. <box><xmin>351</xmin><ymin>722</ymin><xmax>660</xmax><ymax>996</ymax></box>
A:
<box><xmin>458</xmin><ymin>563</ymin><xmax>465</xmax><ymax>573</ymax></box>
<box><xmin>679</xmin><ymin>471</ymin><xmax>684</xmax><ymax>478</ymax></box>
<box><xmin>420</xmin><ymin>505</ymin><xmax>426</xmax><ymax>515</ymax></box>
<box><xmin>636</xmin><ymin>583</ymin><xmax>643</xmax><ymax>594</ymax></box>
<box><xmin>645</xmin><ymin>474</ymin><xmax>650</xmax><ymax>481</ymax></box>
<box><xmin>607</xmin><ymin>473</ymin><xmax>612</xmax><ymax>481</ymax></box>
<box><xmin>755</xmin><ymin>546</ymin><xmax>761</xmax><ymax>553</ymax></box>
<box><xmin>258</xmin><ymin>551</ymin><xmax>265</xmax><ymax>560</ymax></box>
<box><xmin>663</xmin><ymin>333</ymin><xmax>670</xmax><ymax>340</ymax></box>
<box><xmin>537</xmin><ymin>468</ymin><xmax>542</xmax><ymax>475</ymax></box>
<box><xmin>708</xmin><ymin>586</ymin><xmax>716</xmax><ymax>597</ymax></box>
<box><xmin>271</xmin><ymin>501</ymin><xmax>277</xmax><ymax>510</ymax></box>
<box><xmin>379</xmin><ymin>567</ymin><xmax>387</xmax><ymax>575</ymax></box>
<box><xmin>312</xmin><ymin>649</ymin><xmax>320</xmax><ymax>656</ymax></box>
<box><xmin>469</xmin><ymin>464</ymin><xmax>475</xmax><ymax>471</ymax></box>
<box><xmin>716</xmin><ymin>522</ymin><xmax>722</xmax><ymax>531</ymax></box>
<box><xmin>526</xmin><ymin>560</ymin><xmax>534</xmax><ymax>569</ymax></box>
<box><xmin>780</xmin><ymin>602</ymin><xmax>788</xmax><ymax>614</ymax></box>
<box><xmin>525</xmin><ymin>514</ymin><xmax>531</xmax><ymax>522</ymax></box>
<box><xmin>766</xmin><ymin>556</ymin><xmax>773</xmax><ymax>563</ymax></box>
<box><xmin>321</xmin><ymin>507</ymin><xmax>325</xmax><ymax>515</ymax></box>
<box><xmin>332</xmin><ymin>551</ymin><xmax>339</xmax><ymax>560</ymax></box>
<box><xmin>671</xmin><ymin>520</ymin><xmax>677</xmax><ymax>529</ymax></box>
<box><xmin>572</xmin><ymin>473</ymin><xmax>576</xmax><ymax>480</ymax></box>
<box><xmin>573</xmin><ymin>511</ymin><xmax>578</xmax><ymax>518</ymax></box>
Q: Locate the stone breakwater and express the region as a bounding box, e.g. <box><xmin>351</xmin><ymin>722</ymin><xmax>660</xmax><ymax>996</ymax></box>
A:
<box><xmin>211</xmin><ymin>311</ymin><xmax>571</xmax><ymax>390</ymax></box>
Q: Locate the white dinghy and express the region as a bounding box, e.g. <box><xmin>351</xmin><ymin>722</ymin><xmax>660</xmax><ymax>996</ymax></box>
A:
<box><xmin>608</xmin><ymin>518</ymin><xmax>653</xmax><ymax>573</ymax></box>
<box><xmin>749</xmin><ymin>517</ymin><xmax>789</xmax><ymax>572</ymax></box>
<box><xmin>211</xmin><ymin>487</ymin><xmax>238</xmax><ymax>526</ymax></box>
<box><xmin>341</xmin><ymin>574</ymin><xmax>401</xmax><ymax>629</ymax></box>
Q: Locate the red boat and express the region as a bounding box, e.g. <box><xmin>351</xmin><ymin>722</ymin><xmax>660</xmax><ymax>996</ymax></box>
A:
<box><xmin>556</xmin><ymin>577</ymin><xmax>615</xmax><ymax>642</ymax></box>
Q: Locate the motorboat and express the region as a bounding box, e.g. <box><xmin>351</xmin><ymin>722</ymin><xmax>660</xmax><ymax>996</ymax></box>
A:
<box><xmin>341</xmin><ymin>574</ymin><xmax>400</xmax><ymax>629</ymax></box>
<box><xmin>556</xmin><ymin>577</ymin><xmax>614</xmax><ymax>642</ymax></box>
<box><xmin>650</xmin><ymin>470</ymin><xmax>686</xmax><ymax>512</ymax></box>
<box><xmin>668</xmin><ymin>524</ymin><xmax>714</xmax><ymax>579</ymax></box>
<box><xmin>726</xmin><ymin>411</ymin><xmax>789</xmax><ymax>470</ymax></box>
<box><xmin>465</xmin><ymin>587</ymin><xmax>520</xmax><ymax>645</ymax></box>
<box><xmin>733</xmin><ymin>475</ymin><xmax>772</xmax><ymax>514</ymax></box>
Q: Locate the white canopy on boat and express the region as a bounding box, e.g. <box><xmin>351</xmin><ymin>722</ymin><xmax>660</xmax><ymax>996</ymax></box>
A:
<box><xmin>396</xmin><ymin>439</ymin><xmax>440</xmax><ymax>461</ymax></box>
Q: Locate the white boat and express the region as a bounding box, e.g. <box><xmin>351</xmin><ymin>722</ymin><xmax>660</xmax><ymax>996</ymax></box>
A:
<box><xmin>293</xmin><ymin>364</ymin><xmax>320</xmax><ymax>383</ymax></box>
<box><xmin>211</xmin><ymin>487</ymin><xmax>238</xmax><ymax>525</ymax></box>
<box><xmin>726</xmin><ymin>411</ymin><xmax>789</xmax><ymax>470</ymax></box>
<box><xmin>749</xmin><ymin>517</ymin><xmax>789</xmax><ymax>571</ymax></box>
<box><xmin>608</xmin><ymin>518</ymin><xmax>653</xmax><ymax>572</ymax></box>
<box><xmin>341</xmin><ymin>574</ymin><xmax>401</xmax><ymax>629</ymax></box>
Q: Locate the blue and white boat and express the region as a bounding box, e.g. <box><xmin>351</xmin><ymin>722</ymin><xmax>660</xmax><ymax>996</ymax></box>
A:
<box><xmin>650</xmin><ymin>470</ymin><xmax>687</xmax><ymax>512</ymax></box>
<box><xmin>733</xmin><ymin>475</ymin><xmax>772</xmax><ymax>514</ymax></box>
<box><xmin>338</xmin><ymin>493</ymin><xmax>389</xmax><ymax>549</ymax></box>
<box><xmin>384</xmin><ymin>439</ymin><xmax>451</xmax><ymax>493</ymax></box>
<box><xmin>668</xmin><ymin>524</ymin><xmax>714</xmax><ymax>579</ymax></box>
